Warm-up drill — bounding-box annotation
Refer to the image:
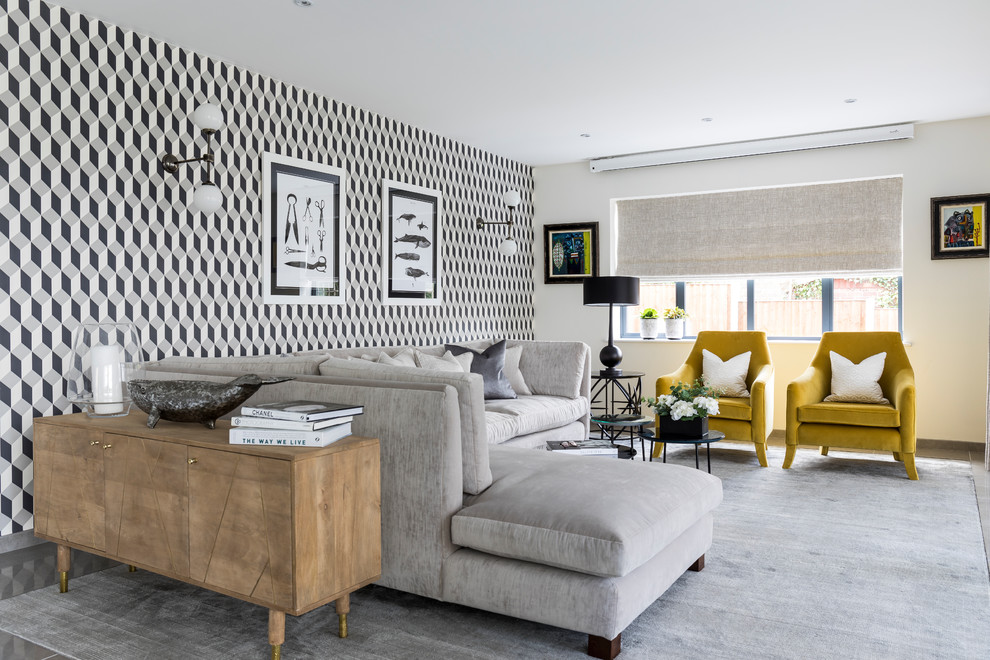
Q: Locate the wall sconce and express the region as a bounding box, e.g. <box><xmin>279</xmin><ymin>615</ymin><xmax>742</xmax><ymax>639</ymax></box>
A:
<box><xmin>160</xmin><ymin>103</ymin><xmax>224</xmax><ymax>213</ymax></box>
<box><xmin>476</xmin><ymin>189</ymin><xmax>522</xmax><ymax>256</ymax></box>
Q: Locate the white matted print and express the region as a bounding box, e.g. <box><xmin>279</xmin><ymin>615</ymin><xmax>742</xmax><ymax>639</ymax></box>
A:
<box><xmin>262</xmin><ymin>153</ymin><xmax>346</xmax><ymax>304</ymax></box>
<box><xmin>382</xmin><ymin>180</ymin><xmax>441</xmax><ymax>304</ymax></box>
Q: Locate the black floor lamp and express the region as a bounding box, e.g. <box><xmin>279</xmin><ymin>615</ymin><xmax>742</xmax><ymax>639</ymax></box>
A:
<box><xmin>583</xmin><ymin>276</ymin><xmax>640</xmax><ymax>377</ymax></box>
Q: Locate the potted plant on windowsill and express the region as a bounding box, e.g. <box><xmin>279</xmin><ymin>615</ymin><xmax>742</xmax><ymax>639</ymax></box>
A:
<box><xmin>643</xmin><ymin>380</ymin><xmax>720</xmax><ymax>438</ymax></box>
<box><xmin>639</xmin><ymin>308</ymin><xmax>660</xmax><ymax>340</ymax></box>
<box><xmin>663</xmin><ymin>306</ymin><xmax>688</xmax><ymax>340</ymax></box>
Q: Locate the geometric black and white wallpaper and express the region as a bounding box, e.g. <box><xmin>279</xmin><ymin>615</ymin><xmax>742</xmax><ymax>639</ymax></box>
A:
<box><xmin>0</xmin><ymin>0</ymin><xmax>535</xmax><ymax>535</ymax></box>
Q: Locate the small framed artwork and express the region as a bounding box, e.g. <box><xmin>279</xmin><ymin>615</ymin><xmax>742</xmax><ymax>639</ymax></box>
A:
<box><xmin>544</xmin><ymin>222</ymin><xmax>599</xmax><ymax>284</ymax></box>
<box><xmin>262</xmin><ymin>153</ymin><xmax>347</xmax><ymax>304</ymax></box>
<box><xmin>931</xmin><ymin>193</ymin><xmax>989</xmax><ymax>260</ymax></box>
<box><xmin>382</xmin><ymin>180</ymin><xmax>441</xmax><ymax>304</ymax></box>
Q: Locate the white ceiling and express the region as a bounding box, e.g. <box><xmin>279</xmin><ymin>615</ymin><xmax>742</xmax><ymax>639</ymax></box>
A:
<box><xmin>50</xmin><ymin>0</ymin><xmax>990</xmax><ymax>167</ymax></box>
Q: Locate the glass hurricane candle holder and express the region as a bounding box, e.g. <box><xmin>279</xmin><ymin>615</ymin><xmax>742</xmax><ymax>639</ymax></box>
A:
<box><xmin>66</xmin><ymin>322</ymin><xmax>144</xmax><ymax>417</ymax></box>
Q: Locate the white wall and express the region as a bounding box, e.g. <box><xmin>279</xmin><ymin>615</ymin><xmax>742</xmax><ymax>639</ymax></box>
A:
<box><xmin>533</xmin><ymin>115</ymin><xmax>990</xmax><ymax>444</ymax></box>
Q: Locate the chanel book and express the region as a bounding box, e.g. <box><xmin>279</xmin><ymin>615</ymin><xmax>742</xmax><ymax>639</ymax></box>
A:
<box><xmin>239</xmin><ymin>400</ymin><xmax>363</xmax><ymax>422</ymax></box>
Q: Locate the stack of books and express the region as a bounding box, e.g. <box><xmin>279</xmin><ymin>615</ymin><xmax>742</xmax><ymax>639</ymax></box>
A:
<box><xmin>546</xmin><ymin>439</ymin><xmax>618</xmax><ymax>457</ymax></box>
<box><xmin>229</xmin><ymin>400</ymin><xmax>363</xmax><ymax>447</ymax></box>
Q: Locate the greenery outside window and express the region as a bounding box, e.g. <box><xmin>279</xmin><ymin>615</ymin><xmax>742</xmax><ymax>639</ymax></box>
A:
<box><xmin>621</xmin><ymin>275</ymin><xmax>902</xmax><ymax>339</ymax></box>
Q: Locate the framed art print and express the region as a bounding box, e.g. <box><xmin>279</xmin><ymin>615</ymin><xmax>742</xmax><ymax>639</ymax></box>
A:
<box><xmin>262</xmin><ymin>153</ymin><xmax>347</xmax><ymax>304</ymax></box>
<box><xmin>931</xmin><ymin>193</ymin><xmax>989</xmax><ymax>260</ymax></box>
<box><xmin>544</xmin><ymin>222</ymin><xmax>599</xmax><ymax>284</ymax></box>
<box><xmin>382</xmin><ymin>180</ymin><xmax>441</xmax><ymax>304</ymax></box>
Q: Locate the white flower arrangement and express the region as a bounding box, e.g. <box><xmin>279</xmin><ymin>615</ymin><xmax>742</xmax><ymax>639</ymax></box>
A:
<box><xmin>643</xmin><ymin>380</ymin><xmax>720</xmax><ymax>420</ymax></box>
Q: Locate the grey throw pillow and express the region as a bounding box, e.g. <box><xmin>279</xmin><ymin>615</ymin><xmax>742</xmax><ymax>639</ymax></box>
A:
<box><xmin>446</xmin><ymin>339</ymin><xmax>517</xmax><ymax>400</ymax></box>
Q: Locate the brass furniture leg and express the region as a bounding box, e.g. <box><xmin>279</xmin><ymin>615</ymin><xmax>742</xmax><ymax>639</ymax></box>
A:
<box><xmin>128</xmin><ymin>565</ymin><xmax>137</xmax><ymax>572</ymax></box>
<box><xmin>269</xmin><ymin>609</ymin><xmax>285</xmax><ymax>660</ymax></box>
<box><xmin>336</xmin><ymin>593</ymin><xmax>350</xmax><ymax>638</ymax></box>
<box><xmin>57</xmin><ymin>544</ymin><xmax>70</xmax><ymax>593</ymax></box>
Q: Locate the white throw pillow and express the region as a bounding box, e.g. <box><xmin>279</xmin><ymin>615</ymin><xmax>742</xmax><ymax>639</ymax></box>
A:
<box><xmin>824</xmin><ymin>351</ymin><xmax>889</xmax><ymax>404</ymax></box>
<box><xmin>415</xmin><ymin>350</ymin><xmax>465</xmax><ymax>373</ymax></box>
<box><xmin>378</xmin><ymin>349</ymin><xmax>417</xmax><ymax>367</ymax></box>
<box><xmin>503</xmin><ymin>344</ymin><xmax>533</xmax><ymax>396</ymax></box>
<box><xmin>702</xmin><ymin>349</ymin><xmax>751</xmax><ymax>397</ymax></box>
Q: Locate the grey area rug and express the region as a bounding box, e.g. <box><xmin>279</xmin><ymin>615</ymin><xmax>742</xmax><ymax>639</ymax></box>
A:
<box><xmin>1</xmin><ymin>446</ymin><xmax>988</xmax><ymax>659</ymax></box>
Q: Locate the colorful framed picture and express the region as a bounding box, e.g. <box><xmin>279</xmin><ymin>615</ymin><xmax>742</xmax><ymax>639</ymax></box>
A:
<box><xmin>544</xmin><ymin>222</ymin><xmax>599</xmax><ymax>284</ymax></box>
<box><xmin>262</xmin><ymin>153</ymin><xmax>347</xmax><ymax>304</ymax></box>
<box><xmin>931</xmin><ymin>194</ymin><xmax>989</xmax><ymax>260</ymax></box>
<box><xmin>382</xmin><ymin>180</ymin><xmax>441</xmax><ymax>304</ymax></box>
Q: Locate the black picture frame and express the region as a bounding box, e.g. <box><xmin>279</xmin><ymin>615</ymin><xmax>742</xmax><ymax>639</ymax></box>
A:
<box><xmin>930</xmin><ymin>193</ymin><xmax>989</xmax><ymax>260</ymax></box>
<box><xmin>544</xmin><ymin>222</ymin><xmax>600</xmax><ymax>284</ymax></box>
<box><xmin>262</xmin><ymin>152</ymin><xmax>347</xmax><ymax>304</ymax></box>
<box><xmin>381</xmin><ymin>180</ymin><xmax>442</xmax><ymax>304</ymax></box>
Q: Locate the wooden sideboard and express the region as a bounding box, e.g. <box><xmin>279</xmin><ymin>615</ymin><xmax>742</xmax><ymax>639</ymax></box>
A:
<box><xmin>33</xmin><ymin>412</ymin><xmax>381</xmax><ymax>659</ymax></box>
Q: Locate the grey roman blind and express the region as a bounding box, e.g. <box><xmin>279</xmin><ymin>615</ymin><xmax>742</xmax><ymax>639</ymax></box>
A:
<box><xmin>615</xmin><ymin>177</ymin><xmax>903</xmax><ymax>279</ymax></box>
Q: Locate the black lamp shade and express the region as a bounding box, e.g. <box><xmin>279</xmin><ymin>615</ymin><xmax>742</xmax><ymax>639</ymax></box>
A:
<box><xmin>583</xmin><ymin>276</ymin><xmax>640</xmax><ymax>307</ymax></box>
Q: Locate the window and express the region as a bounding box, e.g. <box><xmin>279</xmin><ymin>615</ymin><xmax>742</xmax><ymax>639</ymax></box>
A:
<box><xmin>621</xmin><ymin>275</ymin><xmax>902</xmax><ymax>339</ymax></box>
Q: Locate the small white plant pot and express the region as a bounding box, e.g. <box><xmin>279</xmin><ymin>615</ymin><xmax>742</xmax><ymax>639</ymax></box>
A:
<box><xmin>664</xmin><ymin>318</ymin><xmax>685</xmax><ymax>340</ymax></box>
<box><xmin>640</xmin><ymin>318</ymin><xmax>660</xmax><ymax>340</ymax></box>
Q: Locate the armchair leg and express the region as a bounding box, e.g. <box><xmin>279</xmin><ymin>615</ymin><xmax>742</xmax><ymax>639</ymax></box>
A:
<box><xmin>588</xmin><ymin>633</ymin><xmax>621</xmax><ymax>660</ymax></box>
<box><xmin>782</xmin><ymin>445</ymin><xmax>796</xmax><ymax>469</ymax></box>
<box><xmin>755</xmin><ymin>442</ymin><xmax>769</xmax><ymax>467</ymax></box>
<box><xmin>820</xmin><ymin>446</ymin><xmax>829</xmax><ymax>456</ymax></box>
<box><xmin>892</xmin><ymin>452</ymin><xmax>902</xmax><ymax>461</ymax></box>
<box><xmin>902</xmin><ymin>453</ymin><xmax>919</xmax><ymax>480</ymax></box>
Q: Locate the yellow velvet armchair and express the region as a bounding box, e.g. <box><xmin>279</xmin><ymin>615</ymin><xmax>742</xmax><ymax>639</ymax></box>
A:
<box><xmin>783</xmin><ymin>331</ymin><xmax>917</xmax><ymax>479</ymax></box>
<box><xmin>655</xmin><ymin>331</ymin><xmax>774</xmax><ymax>467</ymax></box>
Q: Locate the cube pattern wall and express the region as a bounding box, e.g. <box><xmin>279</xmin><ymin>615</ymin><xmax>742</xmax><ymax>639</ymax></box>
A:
<box><xmin>0</xmin><ymin>0</ymin><xmax>535</xmax><ymax>535</ymax></box>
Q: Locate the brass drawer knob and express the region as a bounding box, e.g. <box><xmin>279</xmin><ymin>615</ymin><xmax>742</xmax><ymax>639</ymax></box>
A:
<box><xmin>188</xmin><ymin>458</ymin><xmax>198</xmax><ymax>465</ymax></box>
<box><xmin>90</xmin><ymin>440</ymin><xmax>100</xmax><ymax>446</ymax></box>
<box><xmin>102</xmin><ymin>444</ymin><xmax>112</xmax><ymax>450</ymax></box>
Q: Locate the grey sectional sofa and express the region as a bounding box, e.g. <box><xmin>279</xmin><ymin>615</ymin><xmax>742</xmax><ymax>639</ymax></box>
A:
<box><xmin>145</xmin><ymin>339</ymin><xmax>722</xmax><ymax>659</ymax></box>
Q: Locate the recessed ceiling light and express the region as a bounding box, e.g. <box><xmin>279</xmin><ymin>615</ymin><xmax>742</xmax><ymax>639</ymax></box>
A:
<box><xmin>580</xmin><ymin>133</ymin><xmax>591</xmax><ymax>138</ymax></box>
<box><xmin>701</xmin><ymin>117</ymin><xmax>713</xmax><ymax>122</ymax></box>
<box><xmin>294</xmin><ymin>0</ymin><xmax>313</xmax><ymax>7</ymax></box>
<box><xmin>844</xmin><ymin>98</ymin><xmax>857</xmax><ymax>104</ymax></box>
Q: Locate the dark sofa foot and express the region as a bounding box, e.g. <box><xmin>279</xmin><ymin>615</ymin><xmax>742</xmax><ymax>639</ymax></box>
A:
<box><xmin>689</xmin><ymin>554</ymin><xmax>705</xmax><ymax>572</ymax></box>
<box><xmin>588</xmin><ymin>633</ymin><xmax>621</xmax><ymax>659</ymax></box>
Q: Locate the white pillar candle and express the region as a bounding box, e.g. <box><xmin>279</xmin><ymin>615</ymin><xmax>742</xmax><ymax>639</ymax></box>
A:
<box><xmin>91</xmin><ymin>344</ymin><xmax>123</xmax><ymax>414</ymax></box>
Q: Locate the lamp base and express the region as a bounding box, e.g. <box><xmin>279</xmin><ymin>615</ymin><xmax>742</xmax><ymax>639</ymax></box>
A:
<box><xmin>599</xmin><ymin>367</ymin><xmax>623</xmax><ymax>378</ymax></box>
<box><xmin>599</xmin><ymin>343</ymin><xmax>623</xmax><ymax>377</ymax></box>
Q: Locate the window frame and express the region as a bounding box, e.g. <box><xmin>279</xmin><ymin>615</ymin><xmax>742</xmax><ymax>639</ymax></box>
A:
<box><xmin>620</xmin><ymin>276</ymin><xmax>903</xmax><ymax>340</ymax></box>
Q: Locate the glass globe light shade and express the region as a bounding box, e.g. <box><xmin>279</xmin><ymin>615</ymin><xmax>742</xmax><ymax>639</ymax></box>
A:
<box><xmin>497</xmin><ymin>236</ymin><xmax>518</xmax><ymax>256</ymax></box>
<box><xmin>192</xmin><ymin>103</ymin><xmax>224</xmax><ymax>132</ymax></box>
<box><xmin>502</xmin><ymin>189</ymin><xmax>521</xmax><ymax>208</ymax></box>
<box><xmin>193</xmin><ymin>183</ymin><xmax>223</xmax><ymax>213</ymax></box>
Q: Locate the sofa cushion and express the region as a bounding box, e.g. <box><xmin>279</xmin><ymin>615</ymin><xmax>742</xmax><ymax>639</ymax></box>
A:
<box><xmin>447</xmin><ymin>339</ymin><xmax>517</xmax><ymax>400</ymax></box>
<box><xmin>416</xmin><ymin>350</ymin><xmax>468</xmax><ymax>373</ymax></box>
<box><xmin>452</xmin><ymin>446</ymin><xmax>722</xmax><ymax>578</ymax></box>
<box><xmin>713</xmin><ymin>396</ymin><xmax>752</xmax><ymax>422</ymax></box>
<box><xmin>154</xmin><ymin>355</ymin><xmax>327</xmax><ymax>375</ymax></box>
<box><xmin>484</xmin><ymin>395</ymin><xmax>589</xmax><ymax>445</ymax></box>
<box><xmin>798</xmin><ymin>401</ymin><xmax>900</xmax><ymax>428</ymax></box>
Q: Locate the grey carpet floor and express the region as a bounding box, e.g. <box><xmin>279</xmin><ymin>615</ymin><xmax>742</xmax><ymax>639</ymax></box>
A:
<box><xmin>1</xmin><ymin>445</ymin><xmax>988</xmax><ymax>659</ymax></box>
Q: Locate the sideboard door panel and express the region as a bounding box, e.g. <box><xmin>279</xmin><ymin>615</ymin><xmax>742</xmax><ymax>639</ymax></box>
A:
<box><xmin>188</xmin><ymin>449</ymin><xmax>293</xmax><ymax>608</ymax></box>
<box><xmin>103</xmin><ymin>435</ymin><xmax>190</xmax><ymax>576</ymax></box>
<box><xmin>33</xmin><ymin>426</ymin><xmax>106</xmax><ymax>551</ymax></box>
